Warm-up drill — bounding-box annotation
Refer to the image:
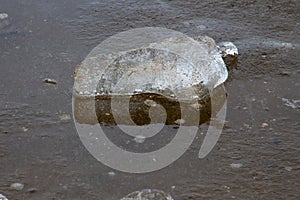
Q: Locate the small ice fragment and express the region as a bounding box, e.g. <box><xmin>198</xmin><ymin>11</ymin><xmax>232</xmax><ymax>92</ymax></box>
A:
<box><xmin>10</xmin><ymin>183</ymin><xmax>24</xmax><ymax>191</ymax></box>
<box><xmin>230</xmin><ymin>163</ymin><xmax>243</xmax><ymax>169</ymax></box>
<box><xmin>134</xmin><ymin>135</ymin><xmax>146</xmax><ymax>143</ymax></box>
<box><xmin>0</xmin><ymin>13</ymin><xmax>8</xmax><ymax>20</ymax></box>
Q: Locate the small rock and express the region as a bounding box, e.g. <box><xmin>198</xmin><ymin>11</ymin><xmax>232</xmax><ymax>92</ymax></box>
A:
<box><xmin>0</xmin><ymin>194</ymin><xmax>8</xmax><ymax>200</ymax></box>
<box><xmin>43</xmin><ymin>78</ymin><xmax>57</xmax><ymax>85</ymax></box>
<box><xmin>223</xmin><ymin>185</ymin><xmax>230</xmax><ymax>190</ymax></box>
<box><xmin>22</xmin><ymin>127</ymin><xmax>28</xmax><ymax>132</ymax></box>
<box><xmin>108</xmin><ymin>171</ymin><xmax>116</xmax><ymax>176</ymax></box>
<box><xmin>230</xmin><ymin>163</ymin><xmax>243</xmax><ymax>169</ymax></box>
<box><xmin>272</xmin><ymin>138</ymin><xmax>281</xmax><ymax>145</ymax></box>
<box><xmin>174</xmin><ymin>119</ymin><xmax>185</xmax><ymax>125</ymax></box>
<box><xmin>10</xmin><ymin>183</ymin><xmax>24</xmax><ymax>191</ymax></box>
<box><xmin>261</xmin><ymin>123</ymin><xmax>268</xmax><ymax>128</ymax></box>
<box><xmin>0</xmin><ymin>13</ymin><xmax>8</xmax><ymax>20</ymax></box>
<box><xmin>243</xmin><ymin>123</ymin><xmax>251</xmax><ymax>129</ymax></box>
<box><xmin>182</xmin><ymin>21</ymin><xmax>191</xmax><ymax>27</ymax></box>
<box><xmin>278</xmin><ymin>71</ymin><xmax>290</xmax><ymax>77</ymax></box>
<box><xmin>27</xmin><ymin>187</ymin><xmax>38</xmax><ymax>193</ymax></box>
<box><xmin>0</xmin><ymin>13</ymin><xmax>10</xmax><ymax>30</ymax></box>
<box><xmin>284</xmin><ymin>166</ymin><xmax>292</xmax><ymax>172</ymax></box>
<box><xmin>59</xmin><ymin>114</ymin><xmax>71</xmax><ymax>121</ymax></box>
<box><xmin>197</xmin><ymin>25</ymin><xmax>207</xmax><ymax>30</ymax></box>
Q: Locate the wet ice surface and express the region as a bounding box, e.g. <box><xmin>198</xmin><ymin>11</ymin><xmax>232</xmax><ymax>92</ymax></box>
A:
<box><xmin>0</xmin><ymin>0</ymin><xmax>300</xmax><ymax>199</ymax></box>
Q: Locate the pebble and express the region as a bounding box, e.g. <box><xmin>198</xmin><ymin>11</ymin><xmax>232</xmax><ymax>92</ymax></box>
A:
<box><xmin>43</xmin><ymin>78</ymin><xmax>57</xmax><ymax>85</ymax></box>
<box><xmin>22</xmin><ymin>127</ymin><xmax>28</xmax><ymax>132</ymax></box>
<box><xmin>108</xmin><ymin>171</ymin><xmax>116</xmax><ymax>176</ymax></box>
<box><xmin>284</xmin><ymin>166</ymin><xmax>292</xmax><ymax>172</ymax></box>
<box><xmin>174</xmin><ymin>119</ymin><xmax>185</xmax><ymax>125</ymax></box>
<box><xmin>0</xmin><ymin>13</ymin><xmax>8</xmax><ymax>20</ymax></box>
<box><xmin>59</xmin><ymin>114</ymin><xmax>71</xmax><ymax>121</ymax></box>
<box><xmin>0</xmin><ymin>13</ymin><xmax>10</xmax><ymax>30</ymax></box>
<box><xmin>278</xmin><ymin>71</ymin><xmax>290</xmax><ymax>77</ymax></box>
<box><xmin>10</xmin><ymin>183</ymin><xmax>24</xmax><ymax>191</ymax></box>
<box><xmin>230</xmin><ymin>163</ymin><xmax>243</xmax><ymax>169</ymax></box>
<box><xmin>27</xmin><ymin>187</ymin><xmax>38</xmax><ymax>193</ymax></box>
<box><xmin>197</xmin><ymin>25</ymin><xmax>207</xmax><ymax>30</ymax></box>
<box><xmin>182</xmin><ymin>21</ymin><xmax>191</xmax><ymax>27</ymax></box>
<box><xmin>261</xmin><ymin>122</ymin><xmax>269</xmax><ymax>128</ymax></box>
<box><xmin>0</xmin><ymin>194</ymin><xmax>8</xmax><ymax>200</ymax></box>
<box><xmin>223</xmin><ymin>185</ymin><xmax>230</xmax><ymax>190</ymax></box>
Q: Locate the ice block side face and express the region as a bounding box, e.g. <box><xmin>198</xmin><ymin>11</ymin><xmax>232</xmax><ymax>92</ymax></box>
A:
<box><xmin>73</xmin><ymin>28</ymin><xmax>229</xmax><ymax>125</ymax></box>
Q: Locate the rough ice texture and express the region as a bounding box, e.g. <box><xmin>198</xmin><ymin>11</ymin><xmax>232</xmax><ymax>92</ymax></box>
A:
<box><xmin>74</xmin><ymin>28</ymin><xmax>228</xmax><ymax>99</ymax></box>
<box><xmin>218</xmin><ymin>41</ymin><xmax>239</xmax><ymax>57</ymax></box>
